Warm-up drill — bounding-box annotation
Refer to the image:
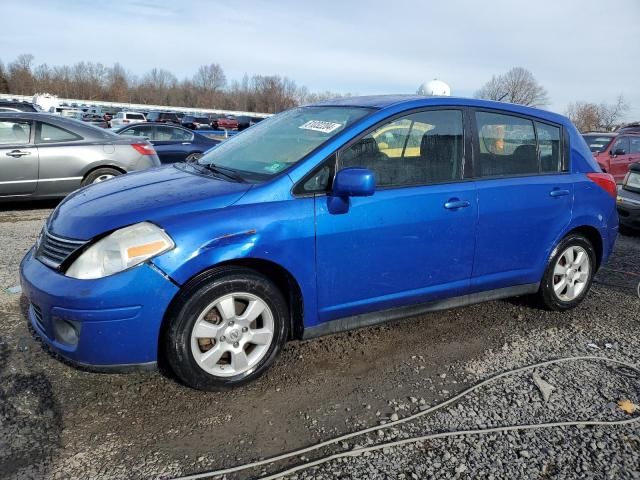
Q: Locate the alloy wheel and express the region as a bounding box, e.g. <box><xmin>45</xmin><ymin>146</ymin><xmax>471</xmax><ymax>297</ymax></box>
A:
<box><xmin>552</xmin><ymin>245</ymin><xmax>591</xmax><ymax>301</ymax></box>
<box><xmin>190</xmin><ymin>292</ymin><xmax>275</xmax><ymax>377</ymax></box>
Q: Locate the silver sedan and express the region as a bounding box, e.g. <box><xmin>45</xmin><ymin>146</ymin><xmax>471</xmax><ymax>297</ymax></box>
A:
<box><xmin>0</xmin><ymin>112</ymin><xmax>160</xmax><ymax>201</ymax></box>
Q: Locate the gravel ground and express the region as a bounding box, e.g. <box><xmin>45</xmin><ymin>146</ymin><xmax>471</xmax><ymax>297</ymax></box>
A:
<box><xmin>0</xmin><ymin>202</ymin><xmax>639</xmax><ymax>480</ymax></box>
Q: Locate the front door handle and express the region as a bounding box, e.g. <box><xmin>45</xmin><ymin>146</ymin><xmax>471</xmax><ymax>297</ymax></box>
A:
<box><xmin>549</xmin><ymin>189</ymin><xmax>570</xmax><ymax>197</ymax></box>
<box><xmin>182</xmin><ymin>142</ymin><xmax>191</xmax><ymax>145</ymax></box>
<box><xmin>444</xmin><ymin>199</ymin><xmax>470</xmax><ymax>210</ymax></box>
<box><xmin>6</xmin><ymin>150</ymin><xmax>31</xmax><ymax>158</ymax></box>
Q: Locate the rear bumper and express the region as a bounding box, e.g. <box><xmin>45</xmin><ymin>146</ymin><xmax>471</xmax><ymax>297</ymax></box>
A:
<box><xmin>20</xmin><ymin>248</ymin><xmax>179</xmax><ymax>367</ymax></box>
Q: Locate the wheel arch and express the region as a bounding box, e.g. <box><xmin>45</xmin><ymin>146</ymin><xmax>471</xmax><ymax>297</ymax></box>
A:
<box><xmin>161</xmin><ymin>258</ymin><xmax>305</xmax><ymax>343</ymax></box>
<box><xmin>562</xmin><ymin>225</ymin><xmax>604</xmax><ymax>269</ymax></box>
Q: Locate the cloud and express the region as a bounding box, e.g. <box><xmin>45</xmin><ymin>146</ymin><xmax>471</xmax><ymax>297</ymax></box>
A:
<box><xmin>1</xmin><ymin>0</ymin><xmax>639</xmax><ymax>119</ymax></box>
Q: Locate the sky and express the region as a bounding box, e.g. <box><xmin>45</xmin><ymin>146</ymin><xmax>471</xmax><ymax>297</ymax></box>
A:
<box><xmin>1</xmin><ymin>0</ymin><xmax>639</xmax><ymax>120</ymax></box>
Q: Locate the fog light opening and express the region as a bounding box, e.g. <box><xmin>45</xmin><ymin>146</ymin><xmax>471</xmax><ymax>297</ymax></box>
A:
<box><xmin>52</xmin><ymin>317</ymin><xmax>81</xmax><ymax>346</ymax></box>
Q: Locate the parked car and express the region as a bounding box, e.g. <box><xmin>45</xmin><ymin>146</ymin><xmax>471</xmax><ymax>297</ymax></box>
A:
<box><xmin>0</xmin><ymin>100</ymin><xmax>39</xmax><ymax>112</ymax></box>
<box><xmin>236</xmin><ymin>115</ymin><xmax>265</xmax><ymax>131</ymax></box>
<box><xmin>182</xmin><ymin>115</ymin><xmax>213</xmax><ymax>130</ymax></box>
<box><xmin>110</xmin><ymin>111</ymin><xmax>146</xmax><ymax>128</ymax></box>
<box><xmin>20</xmin><ymin>96</ymin><xmax>617</xmax><ymax>391</ymax></box>
<box><xmin>616</xmin><ymin>162</ymin><xmax>640</xmax><ymax>233</ymax></box>
<box><xmin>585</xmin><ymin>132</ymin><xmax>640</xmax><ymax>182</ymax></box>
<box><xmin>212</xmin><ymin>115</ymin><xmax>239</xmax><ymax>130</ymax></box>
<box><xmin>114</xmin><ymin>122</ymin><xmax>220</xmax><ymax>163</ymax></box>
<box><xmin>0</xmin><ymin>112</ymin><xmax>160</xmax><ymax>200</ymax></box>
<box><xmin>146</xmin><ymin>111</ymin><xmax>180</xmax><ymax>124</ymax></box>
<box><xmin>81</xmin><ymin>114</ymin><xmax>109</xmax><ymax>129</ymax></box>
<box><xmin>617</xmin><ymin>122</ymin><xmax>640</xmax><ymax>135</ymax></box>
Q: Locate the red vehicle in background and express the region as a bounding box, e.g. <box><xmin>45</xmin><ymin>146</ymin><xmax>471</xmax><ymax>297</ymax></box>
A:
<box><xmin>583</xmin><ymin>132</ymin><xmax>640</xmax><ymax>182</ymax></box>
<box><xmin>212</xmin><ymin>115</ymin><xmax>239</xmax><ymax>130</ymax></box>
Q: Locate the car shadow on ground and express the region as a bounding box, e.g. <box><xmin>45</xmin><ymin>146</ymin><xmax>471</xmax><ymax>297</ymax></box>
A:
<box><xmin>0</xmin><ymin>325</ymin><xmax>63</xmax><ymax>478</ymax></box>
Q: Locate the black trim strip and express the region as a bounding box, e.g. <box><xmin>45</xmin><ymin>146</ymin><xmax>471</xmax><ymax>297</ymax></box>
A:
<box><xmin>302</xmin><ymin>283</ymin><xmax>539</xmax><ymax>339</ymax></box>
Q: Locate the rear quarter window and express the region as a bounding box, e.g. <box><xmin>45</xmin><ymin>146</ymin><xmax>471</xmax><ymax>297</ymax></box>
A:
<box><xmin>36</xmin><ymin>123</ymin><xmax>82</xmax><ymax>144</ymax></box>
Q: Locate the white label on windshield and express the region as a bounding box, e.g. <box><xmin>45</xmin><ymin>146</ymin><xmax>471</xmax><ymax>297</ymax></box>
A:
<box><xmin>299</xmin><ymin>120</ymin><xmax>342</xmax><ymax>133</ymax></box>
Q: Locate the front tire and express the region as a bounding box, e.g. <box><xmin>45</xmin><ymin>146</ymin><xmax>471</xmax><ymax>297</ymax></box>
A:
<box><xmin>162</xmin><ymin>267</ymin><xmax>289</xmax><ymax>391</ymax></box>
<box><xmin>538</xmin><ymin>234</ymin><xmax>596</xmax><ymax>311</ymax></box>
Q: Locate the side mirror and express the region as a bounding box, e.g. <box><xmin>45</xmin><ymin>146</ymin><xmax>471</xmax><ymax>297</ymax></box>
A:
<box><xmin>612</xmin><ymin>148</ymin><xmax>626</xmax><ymax>156</ymax></box>
<box><xmin>332</xmin><ymin>168</ymin><xmax>376</xmax><ymax>197</ymax></box>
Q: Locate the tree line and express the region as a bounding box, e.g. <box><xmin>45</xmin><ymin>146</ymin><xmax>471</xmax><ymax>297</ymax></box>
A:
<box><xmin>0</xmin><ymin>54</ymin><xmax>347</xmax><ymax>113</ymax></box>
<box><xmin>0</xmin><ymin>55</ymin><xmax>632</xmax><ymax>129</ymax></box>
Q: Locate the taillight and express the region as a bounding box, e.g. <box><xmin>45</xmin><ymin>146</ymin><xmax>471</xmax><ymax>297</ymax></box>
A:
<box><xmin>587</xmin><ymin>172</ymin><xmax>617</xmax><ymax>198</ymax></box>
<box><xmin>131</xmin><ymin>143</ymin><xmax>155</xmax><ymax>155</ymax></box>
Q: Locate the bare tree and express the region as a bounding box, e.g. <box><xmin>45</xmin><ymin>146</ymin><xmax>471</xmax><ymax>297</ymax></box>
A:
<box><xmin>105</xmin><ymin>63</ymin><xmax>130</xmax><ymax>102</ymax></box>
<box><xmin>565</xmin><ymin>96</ymin><xmax>629</xmax><ymax>132</ymax></box>
<box><xmin>7</xmin><ymin>54</ymin><xmax>35</xmax><ymax>95</ymax></box>
<box><xmin>0</xmin><ymin>61</ymin><xmax>11</xmax><ymax>93</ymax></box>
<box><xmin>599</xmin><ymin>95</ymin><xmax>629</xmax><ymax>131</ymax></box>
<box><xmin>475</xmin><ymin>67</ymin><xmax>549</xmax><ymax>107</ymax></box>
<box><xmin>193</xmin><ymin>64</ymin><xmax>226</xmax><ymax>93</ymax></box>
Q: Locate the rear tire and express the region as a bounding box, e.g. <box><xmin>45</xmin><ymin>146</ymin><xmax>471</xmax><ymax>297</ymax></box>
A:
<box><xmin>162</xmin><ymin>267</ymin><xmax>289</xmax><ymax>391</ymax></box>
<box><xmin>81</xmin><ymin>167</ymin><xmax>122</xmax><ymax>186</ymax></box>
<box><xmin>538</xmin><ymin>234</ymin><xmax>596</xmax><ymax>311</ymax></box>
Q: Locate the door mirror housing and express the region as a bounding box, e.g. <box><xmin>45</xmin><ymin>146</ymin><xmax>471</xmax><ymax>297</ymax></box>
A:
<box><xmin>612</xmin><ymin>148</ymin><xmax>626</xmax><ymax>156</ymax></box>
<box><xmin>332</xmin><ymin>168</ymin><xmax>376</xmax><ymax>197</ymax></box>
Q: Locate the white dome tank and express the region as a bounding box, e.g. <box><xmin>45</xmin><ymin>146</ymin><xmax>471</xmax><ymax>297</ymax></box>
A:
<box><xmin>417</xmin><ymin>79</ymin><xmax>451</xmax><ymax>96</ymax></box>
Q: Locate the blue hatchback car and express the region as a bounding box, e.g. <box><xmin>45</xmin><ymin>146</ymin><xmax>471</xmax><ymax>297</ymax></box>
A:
<box><xmin>20</xmin><ymin>96</ymin><xmax>618</xmax><ymax>390</ymax></box>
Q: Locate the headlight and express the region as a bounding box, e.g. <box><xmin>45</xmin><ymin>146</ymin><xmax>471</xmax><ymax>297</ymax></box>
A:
<box><xmin>66</xmin><ymin>222</ymin><xmax>174</xmax><ymax>279</ymax></box>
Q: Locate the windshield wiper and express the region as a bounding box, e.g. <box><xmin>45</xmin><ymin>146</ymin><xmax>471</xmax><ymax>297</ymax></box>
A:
<box><xmin>203</xmin><ymin>163</ymin><xmax>247</xmax><ymax>183</ymax></box>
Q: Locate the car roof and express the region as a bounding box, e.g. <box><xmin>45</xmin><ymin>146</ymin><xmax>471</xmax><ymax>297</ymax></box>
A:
<box><xmin>0</xmin><ymin>111</ymin><xmax>119</xmax><ymax>138</ymax></box>
<box><xmin>116</xmin><ymin>122</ymin><xmax>187</xmax><ymax>129</ymax></box>
<box><xmin>309</xmin><ymin>95</ymin><xmax>570</xmax><ymax>125</ymax></box>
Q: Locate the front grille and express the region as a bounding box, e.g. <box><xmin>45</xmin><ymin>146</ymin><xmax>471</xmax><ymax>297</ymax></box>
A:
<box><xmin>35</xmin><ymin>228</ymin><xmax>86</xmax><ymax>270</ymax></box>
<box><xmin>30</xmin><ymin>303</ymin><xmax>46</xmax><ymax>332</ymax></box>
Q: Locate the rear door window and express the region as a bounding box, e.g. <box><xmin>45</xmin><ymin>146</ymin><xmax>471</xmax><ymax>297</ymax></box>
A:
<box><xmin>0</xmin><ymin>120</ymin><xmax>32</xmax><ymax>145</ymax></box>
<box><xmin>156</xmin><ymin>126</ymin><xmax>193</xmax><ymax>141</ymax></box>
<box><xmin>629</xmin><ymin>137</ymin><xmax>640</xmax><ymax>154</ymax></box>
<box><xmin>476</xmin><ymin>111</ymin><xmax>537</xmax><ymax>177</ymax></box>
<box><xmin>124</xmin><ymin>125</ymin><xmax>155</xmax><ymax>138</ymax></box>
<box><xmin>126</xmin><ymin>113</ymin><xmax>145</xmax><ymax>120</ymax></box>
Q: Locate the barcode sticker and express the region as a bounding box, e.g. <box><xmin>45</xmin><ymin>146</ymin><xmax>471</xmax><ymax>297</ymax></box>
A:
<box><xmin>299</xmin><ymin>120</ymin><xmax>342</xmax><ymax>133</ymax></box>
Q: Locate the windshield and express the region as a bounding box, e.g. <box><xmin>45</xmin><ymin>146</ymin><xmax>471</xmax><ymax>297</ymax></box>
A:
<box><xmin>623</xmin><ymin>170</ymin><xmax>640</xmax><ymax>192</ymax></box>
<box><xmin>583</xmin><ymin>134</ymin><xmax>614</xmax><ymax>153</ymax></box>
<box><xmin>196</xmin><ymin>106</ymin><xmax>373</xmax><ymax>180</ymax></box>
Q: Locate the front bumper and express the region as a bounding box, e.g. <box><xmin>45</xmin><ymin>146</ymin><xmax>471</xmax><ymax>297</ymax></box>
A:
<box><xmin>20</xmin><ymin>248</ymin><xmax>179</xmax><ymax>368</ymax></box>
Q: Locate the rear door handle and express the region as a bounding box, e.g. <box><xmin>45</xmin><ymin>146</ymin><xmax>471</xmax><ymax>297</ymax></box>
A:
<box><xmin>181</xmin><ymin>142</ymin><xmax>191</xmax><ymax>145</ymax></box>
<box><xmin>6</xmin><ymin>150</ymin><xmax>31</xmax><ymax>158</ymax></box>
<box><xmin>549</xmin><ymin>189</ymin><xmax>570</xmax><ymax>197</ymax></box>
<box><xmin>444</xmin><ymin>199</ymin><xmax>470</xmax><ymax>210</ymax></box>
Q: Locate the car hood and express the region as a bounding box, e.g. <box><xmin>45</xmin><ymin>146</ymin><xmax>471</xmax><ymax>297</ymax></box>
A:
<box><xmin>48</xmin><ymin>165</ymin><xmax>252</xmax><ymax>239</ymax></box>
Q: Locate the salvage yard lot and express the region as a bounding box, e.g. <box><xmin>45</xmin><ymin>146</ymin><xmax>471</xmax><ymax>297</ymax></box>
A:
<box><xmin>1</xmin><ymin>203</ymin><xmax>639</xmax><ymax>480</ymax></box>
